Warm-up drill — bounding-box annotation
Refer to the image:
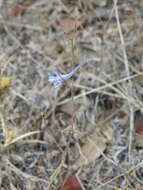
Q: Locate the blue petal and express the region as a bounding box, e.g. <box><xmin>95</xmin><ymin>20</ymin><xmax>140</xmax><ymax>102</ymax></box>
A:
<box><xmin>53</xmin><ymin>81</ymin><xmax>63</xmax><ymax>88</ymax></box>
<box><xmin>48</xmin><ymin>76</ymin><xmax>56</xmax><ymax>82</ymax></box>
<box><xmin>48</xmin><ymin>60</ymin><xmax>90</xmax><ymax>88</ymax></box>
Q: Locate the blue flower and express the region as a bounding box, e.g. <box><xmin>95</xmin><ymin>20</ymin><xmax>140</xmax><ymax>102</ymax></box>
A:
<box><xmin>48</xmin><ymin>72</ymin><xmax>64</xmax><ymax>88</ymax></box>
<box><xmin>48</xmin><ymin>59</ymin><xmax>98</xmax><ymax>88</ymax></box>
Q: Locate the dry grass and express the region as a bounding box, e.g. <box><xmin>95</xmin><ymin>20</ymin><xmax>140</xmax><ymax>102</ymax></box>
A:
<box><xmin>0</xmin><ymin>0</ymin><xmax>143</xmax><ymax>189</ymax></box>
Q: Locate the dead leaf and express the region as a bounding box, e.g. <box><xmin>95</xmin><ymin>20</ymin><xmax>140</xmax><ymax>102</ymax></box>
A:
<box><xmin>60</xmin><ymin>176</ymin><xmax>85</xmax><ymax>190</ymax></box>
<box><xmin>10</xmin><ymin>1</ymin><xmax>32</xmax><ymax>16</ymax></box>
<box><xmin>134</xmin><ymin>112</ymin><xmax>143</xmax><ymax>146</ymax></box>
<box><xmin>76</xmin><ymin>133</ymin><xmax>106</xmax><ymax>166</ymax></box>
<box><xmin>60</xmin><ymin>101</ymin><xmax>84</xmax><ymax>116</ymax></box>
<box><xmin>58</xmin><ymin>18</ymin><xmax>84</xmax><ymax>32</ymax></box>
<box><xmin>135</xmin><ymin>112</ymin><xmax>143</xmax><ymax>135</ymax></box>
<box><xmin>135</xmin><ymin>120</ymin><xmax>143</xmax><ymax>135</ymax></box>
<box><xmin>135</xmin><ymin>134</ymin><xmax>143</xmax><ymax>147</ymax></box>
<box><xmin>99</xmin><ymin>123</ymin><xmax>113</xmax><ymax>142</ymax></box>
<box><xmin>10</xmin><ymin>5</ymin><xmax>25</xmax><ymax>16</ymax></box>
<box><xmin>75</xmin><ymin>122</ymin><xmax>113</xmax><ymax>166</ymax></box>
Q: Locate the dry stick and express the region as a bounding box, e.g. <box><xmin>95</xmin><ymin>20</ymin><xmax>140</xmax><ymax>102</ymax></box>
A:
<box><xmin>95</xmin><ymin>173</ymin><xmax>125</xmax><ymax>190</ymax></box>
<box><xmin>58</xmin><ymin>73</ymin><xmax>143</xmax><ymax>107</ymax></box>
<box><xmin>83</xmin><ymin>66</ymin><xmax>143</xmax><ymax>106</ymax></box>
<box><xmin>74</xmin><ymin>84</ymin><xmax>125</xmax><ymax>99</ymax></box>
<box><xmin>68</xmin><ymin>21</ymin><xmax>82</xmax><ymax>138</ymax></box>
<box><xmin>6</xmin><ymin>158</ymin><xmax>48</xmax><ymax>183</ymax></box>
<box><xmin>47</xmin><ymin>158</ymin><xmax>67</xmax><ymax>190</ymax></box>
<box><xmin>0</xmin><ymin>19</ymin><xmax>42</xmax><ymax>31</ymax></box>
<box><xmin>114</xmin><ymin>0</ymin><xmax>134</xmax><ymax>164</ymax></box>
<box><xmin>70</xmin><ymin>36</ymin><xmax>76</xmax><ymax>138</ymax></box>
<box><xmin>96</xmin><ymin>159</ymin><xmax>143</xmax><ymax>190</ymax></box>
<box><xmin>57</xmin><ymin>27</ymin><xmax>79</xmax><ymax>185</ymax></box>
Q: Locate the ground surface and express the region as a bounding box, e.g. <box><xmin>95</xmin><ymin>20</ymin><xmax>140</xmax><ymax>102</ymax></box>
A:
<box><xmin>1</xmin><ymin>0</ymin><xmax>143</xmax><ymax>190</ymax></box>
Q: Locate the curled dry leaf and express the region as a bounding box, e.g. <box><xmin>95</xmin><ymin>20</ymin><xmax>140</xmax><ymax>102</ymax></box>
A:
<box><xmin>75</xmin><ymin>122</ymin><xmax>113</xmax><ymax>166</ymax></box>
<box><xmin>60</xmin><ymin>175</ymin><xmax>85</xmax><ymax>190</ymax></box>
<box><xmin>58</xmin><ymin>18</ymin><xmax>84</xmax><ymax>32</ymax></box>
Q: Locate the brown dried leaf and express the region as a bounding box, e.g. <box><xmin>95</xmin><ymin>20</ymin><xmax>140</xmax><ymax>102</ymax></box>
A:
<box><xmin>134</xmin><ymin>113</ymin><xmax>143</xmax><ymax>147</ymax></box>
<box><xmin>136</xmin><ymin>121</ymin><xmax>143</xmax><ymax>135</ymax></box>
<box><xmin>60</xmin><ymin>175</ymin><xmax>85</xmax><ymax>190</ymax></box>
<box><xmin>75</xmin><ymin>123</ymin><xmax>113</xmax><ymax>166</ymax></box>
<box><xmin>135</xmin><ymin>113</ymin><xmax>143</xmax><ymax>135</ymax></box>
<box><xmin>60</xmin><ymin>102</ymin><xmax>84</xmax><ymax>116</ymax></box>
<box><xmin>10</xmin><ymin>1</ymin><xmax>32</xmax><ymax>16</ymax></box>
<box><xmin>76</xmin><ymin>133</ymin><xmax>106</xmax><ymax>166</ymax></box>
<box><xmin>135</xmin><ymin>134</ymin><xmax>143</xmax><ymax>147</ymax></box>
<box><xmin>99</xmin><ymin>123</ymin><xmax>113</xmax><ymax>142</ymax></box>
<box><xmin>58</xmin><ymin>18</ymin><xmax>84</xmax><ymax>32</ymax></box>
<box><xmin>10</xmin><ymin>5</ymin><xmax>25</xmax><ymax>16</ymax></box>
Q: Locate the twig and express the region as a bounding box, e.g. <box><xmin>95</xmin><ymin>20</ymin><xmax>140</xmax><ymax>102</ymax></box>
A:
<box><xmin>114</xmin><ymin>0</ymin><xmax>134</xmax><ymax>164</ymax></box>
<box><xmin>58</xmin><ymin>73</ymin><xmax>142</xmax><ymax>107</ymax></box>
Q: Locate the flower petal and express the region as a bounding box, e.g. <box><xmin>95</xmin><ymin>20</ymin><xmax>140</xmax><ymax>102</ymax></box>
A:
<box><xmin>48</xmin><ymin>59</ymin><xmax>95</xmax><ymax>88</ymax></box>
<box><xmin>53</xmin><ymin>81</ymin><xmax>63</xmax><ymax>88</ymax></box>
<box><xmin>48</xmin><ymin>76</ymin><xmax>56</xmax><ymax>82</ymax></box>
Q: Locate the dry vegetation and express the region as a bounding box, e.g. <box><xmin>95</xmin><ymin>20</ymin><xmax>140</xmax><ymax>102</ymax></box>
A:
<box><xmin>1</xmin><ymin>0</ymin><xmax>143</xmax><ymax>189</ymax></box>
